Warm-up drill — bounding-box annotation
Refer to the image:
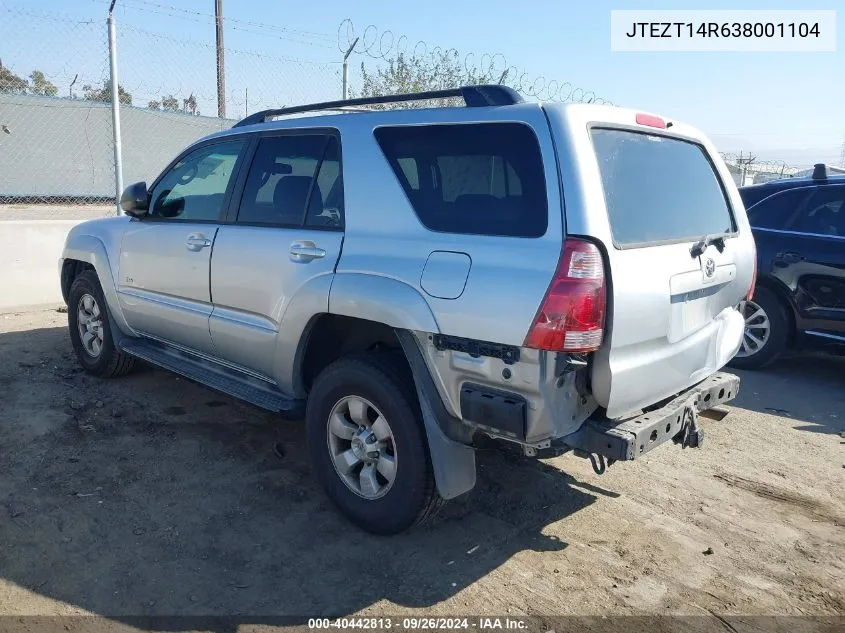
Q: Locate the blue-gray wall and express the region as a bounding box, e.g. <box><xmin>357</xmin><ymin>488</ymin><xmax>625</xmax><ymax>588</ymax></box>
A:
<box><xmin>0</xmin><ymin>93</ymin><xmax>235</xmax><ymax>199</ymax></box>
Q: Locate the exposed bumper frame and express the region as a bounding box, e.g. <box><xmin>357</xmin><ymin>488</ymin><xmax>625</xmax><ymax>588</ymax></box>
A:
<box><xmin>559</xmin><ymin>372</ymin><xmax>740</xmax><ymax>461</ymax></box>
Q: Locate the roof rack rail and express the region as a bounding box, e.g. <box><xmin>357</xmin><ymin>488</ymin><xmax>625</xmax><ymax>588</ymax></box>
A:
<box><xmin>232</xmin><ymin>84</ymin><xmax>523</xmax><ymax>128</ymax></box>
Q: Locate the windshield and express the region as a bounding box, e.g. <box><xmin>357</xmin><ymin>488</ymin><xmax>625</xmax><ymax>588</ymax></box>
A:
<box><xmin>591</xmin><ymin>128</ymin><xmax>736</xmax><ymax>247</ymax></box>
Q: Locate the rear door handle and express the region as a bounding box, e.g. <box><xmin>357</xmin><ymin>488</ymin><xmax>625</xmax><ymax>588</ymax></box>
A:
<box><xmin>186</xmin><ymin>234</ymin><xmax>212</xmax><ymax>251</ymax></box>
<box><xmin>290</xmin><ymin>241</ymin><xmax>326</xmax><ymax>262</ymax></box>
<box><xmin>775</xmin><ymin>251</ymin><xmax>805</xmax><ymax>265</ymax></box>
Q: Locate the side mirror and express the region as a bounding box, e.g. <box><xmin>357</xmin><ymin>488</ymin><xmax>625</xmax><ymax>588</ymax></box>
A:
<box><xmin>120</xmin><ymin>181</ymin><xmax>149</xmax><ymax>217</ymax></box>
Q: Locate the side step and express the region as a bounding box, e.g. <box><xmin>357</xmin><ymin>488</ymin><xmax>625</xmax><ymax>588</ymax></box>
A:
<box><xmin>119</xmin><ymin>338</ymin><xmax>305</xmax><ymax>418</ymax></box>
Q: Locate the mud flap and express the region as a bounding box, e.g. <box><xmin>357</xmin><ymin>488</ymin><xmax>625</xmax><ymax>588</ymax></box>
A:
<box><xmin>396</xmin><ymin>331</ymin><xmax>477</xmax><ymax>500</ymax></box>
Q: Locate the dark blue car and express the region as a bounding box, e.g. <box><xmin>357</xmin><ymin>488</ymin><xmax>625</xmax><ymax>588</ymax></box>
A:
<box><xmin>730</xmin><ymin>164</ymin><xmax>845</xmax><ymax>369</ymax></box>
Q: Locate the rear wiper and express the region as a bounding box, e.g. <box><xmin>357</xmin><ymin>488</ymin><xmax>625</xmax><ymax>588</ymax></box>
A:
<box><xmin>690</xmin><ymin>233</ymin><xmax>728</xmax><ymax>258</ymax></box>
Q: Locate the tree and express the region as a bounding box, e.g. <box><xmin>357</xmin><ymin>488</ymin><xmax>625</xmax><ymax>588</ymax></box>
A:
<box><xmin>82</xmin><ymin>80</ymin><xmax>132</xmax><ymax>105</ymax></box>
<box><xmin>356</xmin><ymin>49</ymin><xmax>498</xmax><ymax>108</ymax></box>
<box><xmin>182</xmin><ymin>93</ymin><xmax>198</xmax><ymax>115</ymax></box>
<box><xmin>28</xmin><ymin>70</ymin><xmax>58</xmax><ymax>97</ymax></box>
<box><xmin>0</xmin><ymin>59</ymin><xmax>28</xmax><ymax>94</ymax></box>
<box><xmin>161</xmin><ymin>94</ymin><xmax>179</xmax><ymax>111</ymax></box>
<box><xmin>148</xmin><ymin>93</ymin><xmax>199</xmax><ymax>115</ymax></box>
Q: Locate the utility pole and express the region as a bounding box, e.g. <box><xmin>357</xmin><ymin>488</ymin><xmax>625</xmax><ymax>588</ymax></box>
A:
<box><xmin>215</xmin><ymin>0</ymin><xmax>226</xmax><ymax>118</ymax></box>
<box><xmin>342</xmin><ymin>37</ymin><xmax>359</xmax><ymax>100</ymax></box>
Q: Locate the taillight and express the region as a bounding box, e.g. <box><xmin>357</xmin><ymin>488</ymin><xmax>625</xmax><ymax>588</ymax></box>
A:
<box><xmin>746</xmin><ymin>242</ymin><xmax>757</xmax><ymax>301</ymax></box>
<box><xmin>635</xmin><ymin>113</ymin><xmax>666</xmax><ymax>129</ymax></box>
<box><xmin>524</xmin><ymin>238</ymin><xmax>607</xmax><ymax>353</ymax></box>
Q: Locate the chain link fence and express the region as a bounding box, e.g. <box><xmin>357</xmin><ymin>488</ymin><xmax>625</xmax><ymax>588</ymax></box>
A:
<box><xmin>0</xmin><ymin>2</ymin><xmax>341</xmax><ymax>212</ymax></box>
<box><xmin>1</xmin><ymin>2</ymin><xmax>811</xmax><ymax>213</ymax></box>
<box><xmin>0</xmin><ymin>5</ymin><xmax>114</xmax><ymax>210</ymax></box>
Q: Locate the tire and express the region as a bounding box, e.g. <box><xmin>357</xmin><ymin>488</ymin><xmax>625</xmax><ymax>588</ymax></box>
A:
<box><xmin>67</xmin><ymin>270</ymin><xmax>136</xmax><ymax>378</ymax></box>
<box><xmin>306</xmin><ymin>352</ymin><xmax>444</xmax><ymax>535</ymax></box>
<box><xmin>728</xmin><ymin>286</ymin><xmax>790</xmax><ymax>370</ymax></box>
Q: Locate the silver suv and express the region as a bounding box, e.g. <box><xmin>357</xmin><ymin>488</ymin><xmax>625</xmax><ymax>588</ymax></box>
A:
<box><xmin>60</xmin><ymin>85</ymin><xmax>756</xmax><ymax>535</ymax></box>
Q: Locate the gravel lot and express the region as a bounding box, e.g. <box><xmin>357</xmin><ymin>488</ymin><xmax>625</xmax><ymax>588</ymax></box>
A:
<box><xmin>0</xmin><ymin>307</ymin><xmax>843</xmax><ymax>626</ymax></box>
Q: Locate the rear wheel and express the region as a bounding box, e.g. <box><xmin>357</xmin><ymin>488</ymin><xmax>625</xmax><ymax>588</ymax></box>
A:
<box><xmin>305</xmin><ymin>353</ymin><xmax>443</xmax><ymax>535</ymax></box>
<box><xmin>729</xmin><ymin>286</ymin><xmax>789</xmax><ymax>370</ymax></box>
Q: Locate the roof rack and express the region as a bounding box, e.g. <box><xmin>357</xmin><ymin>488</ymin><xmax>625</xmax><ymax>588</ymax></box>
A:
<box><xmin>232</xmin><ymin>84</ymin><xmax>523</xmax><ymax>128</ymax></box>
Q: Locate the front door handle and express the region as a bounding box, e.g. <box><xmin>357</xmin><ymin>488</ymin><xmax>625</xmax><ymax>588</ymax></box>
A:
<box><xmin>290</xmin><ymin>241</ymin><xmax>326</xmax><ymax>262</ymax></box>
<box><xmin>186</xmin><ymin>234</ymin><xmax>212</xmax><ymax>251</ymax></box>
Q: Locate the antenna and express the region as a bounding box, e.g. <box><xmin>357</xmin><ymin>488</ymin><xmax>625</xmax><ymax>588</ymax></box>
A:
<box><xmin>812</xmin><ymin>163</ymin><xmax>827</xmax><ymax>181</ymax></box>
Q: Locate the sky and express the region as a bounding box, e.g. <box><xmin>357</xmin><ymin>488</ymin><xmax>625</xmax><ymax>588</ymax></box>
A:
<box><xmin>1</xmin><ymin>0</ymin><xmax>842</xmax><ymax>167</ymax></box>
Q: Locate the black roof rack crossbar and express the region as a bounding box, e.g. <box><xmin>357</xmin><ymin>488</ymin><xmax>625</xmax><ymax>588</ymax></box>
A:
<box><xmin>232</xmin><ymin>84</ymin><xmax>523</xmax><ymax>128</ymax></box>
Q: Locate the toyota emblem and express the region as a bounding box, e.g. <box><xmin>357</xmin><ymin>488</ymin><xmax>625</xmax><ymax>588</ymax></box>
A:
<box><xmin>704</xmin><ymin>257</ymin><xmax>716</xmax><ymax>278</ymax></box>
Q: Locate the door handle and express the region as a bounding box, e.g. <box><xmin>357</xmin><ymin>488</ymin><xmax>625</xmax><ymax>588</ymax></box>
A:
<box><xmin>775</xmin><ymin>251</ymin><xmax>805</xmax><ymax>265</ymax></box>
<box><xmin>290</xmin><ymin>241</ymin><xmax>326</xmax><ymax>262</ymax></box>
<box><xmin>186</xmin><ymin>234</ymin><xmax>212</xmax><ymax>251</ymax></box>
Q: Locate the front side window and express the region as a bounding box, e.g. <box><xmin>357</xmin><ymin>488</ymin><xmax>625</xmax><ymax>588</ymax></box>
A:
<box><xmin>149</xmin><ymin>140</ymin><xmax>244</xmax><ymax>221</ymax></box>
<box><xmin>374</xmin><ymin>123</ymin><xmax>548</xmax><ymax>238</ymax></box>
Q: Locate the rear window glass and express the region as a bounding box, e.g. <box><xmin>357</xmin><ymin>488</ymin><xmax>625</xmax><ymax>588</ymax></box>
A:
<box><xmin>591</xmin><ymin>128</ymin><xmax>736</xmax><ymax>247</ymax></box>
<box><xmin>374</xmin><ymin>123</ymin><xmax>548</xmax><ymax>237</ymax></box>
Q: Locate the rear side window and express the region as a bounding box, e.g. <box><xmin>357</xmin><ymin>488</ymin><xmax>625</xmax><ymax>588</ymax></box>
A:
<box><xmin>591</xmin><ymin>128</ymin><xmax>736</xmax><ymax>247</ymax></box>
<box><xmin>237</xmin><ymin>134</ymin><xmax>343</xmax><ymax>229</ymax></box>
<box><xmin>745</xmin><ymin>188</ymin><xmax>810</xmax><ymax>230</ymax></box>
<box><xmin>374</xmin><ymin>123</ymin><xmax>548</xmax><ymax>238</ymax></box>
<box><xmin>794</xmin><ymin>185</ymin><xmax>845</xmax><ymax>236</ymax></box>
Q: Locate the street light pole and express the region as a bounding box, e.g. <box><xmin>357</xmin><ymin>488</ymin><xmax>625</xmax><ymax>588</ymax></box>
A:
<box><xmin>215</xmin><ymin>0</ymin><xmax>226</xmax><ymax>118</ymax></box>
<box><xmin>107</xmin><ymin>0</ymin><xmax>123</xmax><ymax>215</ymax></box>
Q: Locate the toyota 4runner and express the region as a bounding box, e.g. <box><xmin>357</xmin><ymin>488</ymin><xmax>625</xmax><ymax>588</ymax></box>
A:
<box><xmin>60</xmin><ymin>85</ymin><xmax>756</xmax><ymax>535</ymax></box>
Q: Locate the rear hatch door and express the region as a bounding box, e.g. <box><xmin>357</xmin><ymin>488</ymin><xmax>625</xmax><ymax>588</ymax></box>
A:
<box><xmin>547</xmin><ymin>106</ymin><xmax>755</xmax><ymax>418</ymax></box>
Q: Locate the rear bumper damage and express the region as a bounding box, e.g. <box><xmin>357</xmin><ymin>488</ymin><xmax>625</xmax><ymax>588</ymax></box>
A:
<box><xmin>557</xmin><ymin>371</ymin><xmax>740</xmax><ymax>464</ymax></box>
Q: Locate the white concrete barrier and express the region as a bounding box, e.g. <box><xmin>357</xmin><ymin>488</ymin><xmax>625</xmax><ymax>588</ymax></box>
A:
<box><xmin>0</xmin><ymin>220</ymin><xmax>85</xmax><ymax>311</ymax></box>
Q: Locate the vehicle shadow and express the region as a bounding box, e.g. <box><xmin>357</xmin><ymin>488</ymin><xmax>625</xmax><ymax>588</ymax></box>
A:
<box><xmin>730</xmin><ymin>351</ymin><xmax>845</xmax><ymax>435</ymax></box>
<box><xmin>0</xmin><ymin>324</ymin><xmax>617</xmax><ymax>628</ymax></box>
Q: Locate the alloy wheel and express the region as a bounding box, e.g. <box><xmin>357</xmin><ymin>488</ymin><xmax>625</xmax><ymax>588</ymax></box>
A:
<box><xmin>326</xmin><ymin>395</ymin><xmax>397</xmax><ymax>500</ymax></box>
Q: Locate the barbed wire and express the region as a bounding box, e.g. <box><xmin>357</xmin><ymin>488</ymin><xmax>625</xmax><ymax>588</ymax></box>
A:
<box><xmin>720</xmin><ymin>152</ymin><xmax>801</xmax><ymax>173</ymax></box>
<box><xmin>337</xmin><ymin>19</ymin><xmax>613</xmax><ymax>105</ymax></box>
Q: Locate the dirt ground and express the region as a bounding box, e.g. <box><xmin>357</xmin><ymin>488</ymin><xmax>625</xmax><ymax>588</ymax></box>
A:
<box><xmin>0</xmin><ymin>307</ymin><xmax>843</xmax><ymax>626</ymax></box>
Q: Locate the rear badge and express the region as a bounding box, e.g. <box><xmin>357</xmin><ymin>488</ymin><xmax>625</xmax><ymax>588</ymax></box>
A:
<box><xmin>703</xmin><ymin>257</ymin><xmax>716</xmax><ymax>279</ymax></box>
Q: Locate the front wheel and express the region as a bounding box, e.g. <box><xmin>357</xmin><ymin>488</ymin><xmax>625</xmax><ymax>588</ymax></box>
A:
<box><xmin>67</xmin><ymin>270</ymin><xmax>135</xmax><ymax>378</ymax></box>
<box><xmin>729</xmin><ymin>286</ymin><xmax>789</xmax><ymax>370</ymax></box>
<box><xmin>305</xmin><ymin>353</ymin><xmax>443</xmax><ymax>535</ymax></box>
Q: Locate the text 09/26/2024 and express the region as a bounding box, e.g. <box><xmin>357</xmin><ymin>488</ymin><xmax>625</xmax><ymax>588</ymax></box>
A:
<box><xmin>308</xmin><ymin>618</ymin><xmax>529</xmax><ymax>630</ymax></box>
<box><xmin>611</xmin><ymin>9</ymin><xmax>837</xmax><ymax>51</ymax></box>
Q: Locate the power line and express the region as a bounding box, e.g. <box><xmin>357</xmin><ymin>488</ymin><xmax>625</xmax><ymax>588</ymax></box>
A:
<box><xmin>114</xmin><ymin>0</ymin><xmax>335</xmax><ymax>41</ymax></box>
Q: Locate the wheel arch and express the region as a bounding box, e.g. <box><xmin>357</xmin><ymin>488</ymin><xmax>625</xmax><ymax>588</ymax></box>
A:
<box><xmin>61</xmin><ymin>234</ymin><xmax>133</xmax><ymax>336</ymax></box>
<box><xmin>754</xmin><ymin>274</ymin><xmax>798</xmax><ymax>346</ymax></box>
<box><xmin>294</xmin><ymin>315</ymin><xmax>477</xmax><ymax>501</ymax></box>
